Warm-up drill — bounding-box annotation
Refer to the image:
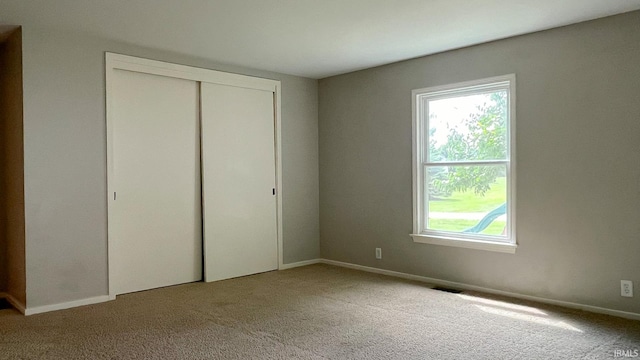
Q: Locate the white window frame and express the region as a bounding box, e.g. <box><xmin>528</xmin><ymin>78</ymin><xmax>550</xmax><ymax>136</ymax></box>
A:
<box><xmin>410</xmin><ymin>74</ymin><xmax>517</xmax><ymax>253</ymax></box>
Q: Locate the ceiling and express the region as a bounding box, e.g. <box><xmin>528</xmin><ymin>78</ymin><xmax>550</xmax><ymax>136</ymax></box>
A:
<box><xmin>2</xmin><ymin>0</ymin><xmax>640</xmax><ymax>78</ymax></box>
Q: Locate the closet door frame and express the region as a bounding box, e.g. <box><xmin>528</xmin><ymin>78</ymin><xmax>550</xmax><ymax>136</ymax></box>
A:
<box><xmin>105</xmin><ymin>52</ymin><xmax>283</xmax><ymax>299</ymax></box>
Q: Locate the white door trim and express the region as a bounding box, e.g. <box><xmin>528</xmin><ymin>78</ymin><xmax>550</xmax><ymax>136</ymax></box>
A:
<box><xmin>106</xmin><ymin>53</ymin><xmax>277</xmax><ymax>92</ymax></box>
<box><xmin>105</xmin><ymin>53</ymin><xmax>284</xmax><ymax>298</ymax></box>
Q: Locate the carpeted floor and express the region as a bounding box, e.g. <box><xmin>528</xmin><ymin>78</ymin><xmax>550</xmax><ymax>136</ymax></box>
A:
<box><xmin>1</xmin><ymin>264</ymin><xmax>639</xmax><ymax>359</ymax></box>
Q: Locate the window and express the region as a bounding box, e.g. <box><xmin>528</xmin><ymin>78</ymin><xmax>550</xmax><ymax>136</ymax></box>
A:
<box><xmin>411</xmin><ymin>75</ymin><xmax>516</xmax><ymax>253</ymax></box>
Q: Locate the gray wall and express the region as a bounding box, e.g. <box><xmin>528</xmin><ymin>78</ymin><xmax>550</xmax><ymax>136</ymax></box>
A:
<box><xmin>319</xmin><ymin>11</ymin><xmax>640</xmax><ymax>313</ymax></box>
<box><xmin>0</xmin><ymin>27</ymin><xmax>26</xmax><ymax>305</ymax></box>
<box><xmin>19</xmin><ymin>26</ymin><xmax>319</xmax><ymax>308</ymax></box>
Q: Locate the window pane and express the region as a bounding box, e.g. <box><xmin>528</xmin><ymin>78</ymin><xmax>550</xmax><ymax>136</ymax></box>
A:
<box><xmin>425</xmin><ymin>165</ymin><xmax>507</xmax><ymax>237</ymax></box>
<box><xmin>427</xmin><ymin>90</ymin><xmax>508</xmax><ymax>162</ymax></box>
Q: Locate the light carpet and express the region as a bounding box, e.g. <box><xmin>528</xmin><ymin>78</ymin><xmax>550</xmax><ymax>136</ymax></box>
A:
<box><xmin>1</xmin><ymin>264</ymin><xmax>638</xmax><ymax>359</ymax></box>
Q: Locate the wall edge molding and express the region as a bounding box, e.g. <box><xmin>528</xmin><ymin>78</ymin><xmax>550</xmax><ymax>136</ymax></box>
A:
<box><xmin>319</xmin><ymin>259</ymin><xmax>640</xmax><ymax>321</ymax></box>
<box><xmin>24</xmin><ymin>295</ymin><xmax>113</xmax><ymax>316</ymax></box>
<box><xmin>16</xmin><ymin>259</ymin><xmax>638</xmax><ymax>320</ymax></box>
<box><xmin>0</xmin><ymin>292</ymin><xmax>26</xmax><ymax>314</ymax></box>
<box><xmin>279</xmin><ymin>258</ymin><xmax>321</xmax><ymax>270</ymax></box>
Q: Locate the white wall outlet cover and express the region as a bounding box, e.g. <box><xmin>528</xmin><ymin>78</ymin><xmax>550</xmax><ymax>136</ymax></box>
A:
<box><xmin>375</xmin><ymin>248</ymin><xmax>382</xmax><ymax>259</ymax></box>
<box><xmin>621</xmin><ymin>280</ymin><xmax>633</xmax><ymax>297</ymax></box>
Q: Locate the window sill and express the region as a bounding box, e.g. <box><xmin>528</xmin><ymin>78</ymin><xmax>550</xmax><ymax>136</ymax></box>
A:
<box><xmin>410</xmin><ymin>234</ymin><xmax>517</xmax><ymax>254</ymax></box>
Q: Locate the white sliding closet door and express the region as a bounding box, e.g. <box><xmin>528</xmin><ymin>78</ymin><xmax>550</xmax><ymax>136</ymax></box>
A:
<box><xmin>110</xmin><ymin>70</ymin><xmax>202</xmax><ymax>295</ymax></box>
<box><xmin>200</xmin><ymin>82</ymin><xmax>278</xmax><ymax>282</ymax></box>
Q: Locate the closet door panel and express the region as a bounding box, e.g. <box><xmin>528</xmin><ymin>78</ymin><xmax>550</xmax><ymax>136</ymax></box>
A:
<box><xmin>110</xmin><ymin>70</ymin><xmax>202</xmax><ymax>295</ymax></box>
<box><xmin>201</xmin><ymin>82</ymin><xmax>277</xmax><ymax>282</ymax></box>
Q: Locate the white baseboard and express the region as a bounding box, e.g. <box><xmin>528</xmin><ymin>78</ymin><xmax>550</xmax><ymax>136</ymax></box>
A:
<box><xmin>320</xmin><ymin>259</ymin><xmax>640</xmax><ymax>321</ymax></box>
<box><xmin>13</xmin><ymin>259</ymin><xmax>638</xmax><ymax>320</ymax></box>
<box><xmin>0</xmin><ymin>292</ymin><xmax>26</xmax><ymax>314</ymax></box>
<box><xmin>279</xmin><ymin>258</ymin><xmax>321</xmax><ymax>270</ymax></box>
<box><xmin>24</xmin><ymin>295</ymin><xmax>113</xmax><ymax>316</ymax></box>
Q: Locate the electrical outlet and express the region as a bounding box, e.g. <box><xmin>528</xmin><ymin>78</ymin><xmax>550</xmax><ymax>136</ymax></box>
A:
<box><xmin>375</xmin><ymin>248</ymin><xmax>382</xmax><ymax>259</ymax></box>
<box><xmin>621</xmin><ymin>280</ymin><xmax>633</xmax><ymax>297</ymax></box>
